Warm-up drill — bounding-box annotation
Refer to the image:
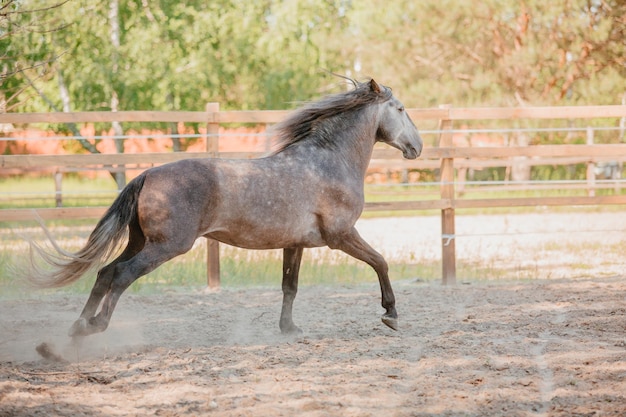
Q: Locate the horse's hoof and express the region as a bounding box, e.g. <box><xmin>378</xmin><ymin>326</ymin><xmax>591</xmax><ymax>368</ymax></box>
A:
<box><xmin>382</xmin><ymin>315</ymin><xmax>398</xmax><ymax>331</ymax></box>
<box><xmin>68</xmin><ymin>318</ymin><xmax>88</xmax><ymax>337</ymax></box>
<box><xmin>280</xmin><ymin>324</ymin><xmax>303</xmax><ymax>335</ymax></box>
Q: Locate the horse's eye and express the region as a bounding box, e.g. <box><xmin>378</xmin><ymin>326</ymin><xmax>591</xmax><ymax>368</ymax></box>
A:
<box><xmin>398</xmin><ymin>107</ymin><xmax>404</xmax><ymax>112</ymax></box>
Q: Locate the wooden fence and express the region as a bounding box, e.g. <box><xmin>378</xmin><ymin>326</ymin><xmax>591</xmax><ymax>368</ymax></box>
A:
<box><xmin>2</xmin><ymin>104</ymin><xmax>626</xmax><ymax>286</ymax></box>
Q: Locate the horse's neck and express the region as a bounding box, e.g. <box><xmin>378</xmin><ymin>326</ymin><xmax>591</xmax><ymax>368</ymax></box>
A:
<box><xmin>276</xmin><ymin>107</ymin><xmax>378</xmax><ymax>180</ymax></box>
<box><xmin>334</xmin><ymin>109</ymin><xmax>378</xmax><ymax>177</ymax></box>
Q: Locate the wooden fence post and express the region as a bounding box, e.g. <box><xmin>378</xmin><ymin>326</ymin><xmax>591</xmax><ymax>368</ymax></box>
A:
<box><xmin>206</xmin><ymin>102</ymin><xmax>221</xmax><ymax>290</ymax></box>
<box><xmin>438</xmin><ymin>104</ymin><xmax>456</xmax><ymax>285</ymax></box>
<box><xmin>586</xmin><ymin>127</ymin><xmax>595</xmax><ymax>197</ymax></box>
<box><xmin>54</xmin><ymin>170</ymin><xmax>63</xmax><ymax>207</ymax></box>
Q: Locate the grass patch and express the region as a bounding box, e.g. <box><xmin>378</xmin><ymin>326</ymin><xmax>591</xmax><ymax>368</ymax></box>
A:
<box><xmin>0</xmin><ymin>175</ymin><xmax>118</xmax><ymax>209</ymax></box>
<box><xmin>0</xmin><ymin>229</ymin><xmax>441</xmax><ymax>297</ymax></box>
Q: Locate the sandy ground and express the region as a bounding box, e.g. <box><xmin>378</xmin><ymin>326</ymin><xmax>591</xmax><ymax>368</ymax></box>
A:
<box><xmin>1</xmin><ymin>212</ymin><xmax>626</xmax><ymax>416</ymax></box>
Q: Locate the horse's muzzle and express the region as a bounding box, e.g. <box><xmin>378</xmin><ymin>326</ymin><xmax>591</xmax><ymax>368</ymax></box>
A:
<box><xmin>403</xmin><ymin>144</ymin><xmax>422</xmax><ymax>159</ymax></box>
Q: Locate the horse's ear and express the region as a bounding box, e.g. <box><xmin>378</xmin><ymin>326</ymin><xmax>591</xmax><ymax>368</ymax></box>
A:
<box><xmin>370</xmin><ymin>79</ymin><xmax>381</xmax><ymax>94</ymax></box>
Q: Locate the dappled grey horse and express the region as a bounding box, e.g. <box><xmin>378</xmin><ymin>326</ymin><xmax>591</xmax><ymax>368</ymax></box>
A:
<box><xmin>29</xmin><ymin>78</ymin><xmax>423</xmax><ymax>337</ymax></box>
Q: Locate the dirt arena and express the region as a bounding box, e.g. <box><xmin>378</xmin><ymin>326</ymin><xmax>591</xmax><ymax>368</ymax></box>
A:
<box><xmin>1</xmin><ymin>213</ymin><xmax>625</xmax><ymax>416</ymax></box>
<box><xmin>1</xmin><ymin>278</ymin><xmax>625</xmax><ymax>416</ymax></box>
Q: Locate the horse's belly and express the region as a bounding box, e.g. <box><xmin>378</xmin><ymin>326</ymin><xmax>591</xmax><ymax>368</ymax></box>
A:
<box><xmin>203</xmin><ymin>219</ymin><xmax>325</xmax><ymax>250</ymax></box>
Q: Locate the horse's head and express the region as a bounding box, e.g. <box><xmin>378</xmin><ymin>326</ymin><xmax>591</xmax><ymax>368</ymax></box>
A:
<box><xmin>372</xmin><ymin>79</ymin><xmax>423</xmax><ymax>160</ymax></box>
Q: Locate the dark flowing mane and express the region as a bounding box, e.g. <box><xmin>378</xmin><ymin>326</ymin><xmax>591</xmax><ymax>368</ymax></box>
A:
<box><xmin>273</xmin><ymin>79</ymin><xmax>393</xmax><ymax>153</ymax></box>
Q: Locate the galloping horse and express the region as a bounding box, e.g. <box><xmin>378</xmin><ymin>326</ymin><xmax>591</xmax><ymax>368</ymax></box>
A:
<box><xmin>29</xmin><ymin>78</ymin><xmax>423</xmax><ymax>337</ymax></box>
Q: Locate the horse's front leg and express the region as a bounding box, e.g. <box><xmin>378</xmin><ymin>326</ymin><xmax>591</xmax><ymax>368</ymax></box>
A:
<box><xmin>327</xmin><ymin>227</ymin><xmax>398</xmax><ymax>331</ymax></box>
<box><xmin>280</xmin><ymin>247</ymin><xmax>304</xmax><ymax>334</ymax></box>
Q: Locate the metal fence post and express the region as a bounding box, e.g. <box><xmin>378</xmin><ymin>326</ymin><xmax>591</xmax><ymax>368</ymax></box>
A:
<box><xmin>438</xmin><ymin>104</ymin><xmax>456</xmax><ymax>285</ymax></box>
<box><xmin>206</xmin><ymin>102</ymin><xmax>221</xmax><ymax>290</ymax></box>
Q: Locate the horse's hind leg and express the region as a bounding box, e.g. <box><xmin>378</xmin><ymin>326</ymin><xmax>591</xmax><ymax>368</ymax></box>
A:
<box><xmin>69</xmin><ymin>221</ymin><xmax>145</xmax><ymax>337</ymax></box>
<box><xmin>280</xmin><ymin>247</ymin><xmax>303</xmax><ymax>334</ymax></box>
<box><xmin>70</xmin><ymin>240</ymin><xmax>188</xmax><ymax>337</ymax></box>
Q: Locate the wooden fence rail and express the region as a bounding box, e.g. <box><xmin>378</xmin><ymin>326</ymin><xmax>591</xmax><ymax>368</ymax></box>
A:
<box><xmin>2</xmin><ymin>105</ymin><xmax>626</xmax><ymax>286</ymax></box>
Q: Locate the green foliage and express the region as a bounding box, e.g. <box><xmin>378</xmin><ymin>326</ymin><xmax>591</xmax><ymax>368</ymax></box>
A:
<box><xmin>0</xmin><ymin>0</ymin><xmax>67</xmax><ymax>111</ymax></box>
<box><xmin>3</xmin><ymin>0</ymin><xmax>625</xmax><ymax>114</ymax></box>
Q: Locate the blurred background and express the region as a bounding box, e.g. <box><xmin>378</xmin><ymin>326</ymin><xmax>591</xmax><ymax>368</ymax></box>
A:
<box><xmin>1</xmin><ymin>1</ymin><xmax>625</xmax><ymax>289</ymax></box>
<box><xmin>2</xmin><ymin>0</ymin><xmax>624</xmax><ymax>113</ymax></box>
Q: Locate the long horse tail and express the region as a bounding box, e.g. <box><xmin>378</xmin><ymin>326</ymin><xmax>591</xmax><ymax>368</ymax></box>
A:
<box><xmin>27</xmin><ymin>174</ymin><xmax>146</xmax><ymax>288</ymax></box>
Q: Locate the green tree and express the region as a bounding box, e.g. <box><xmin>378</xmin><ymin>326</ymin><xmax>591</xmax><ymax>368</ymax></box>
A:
<box><xmin>5</xmin><ymin>0</ymin><xmax>625</xmax><ymax>115</ymax></box>
<box><xmin>345</xmin><ymin>0</ymin><xmax>625</xmax><ymax>107</ymax></box>
<box><xmin>0</xmin><ymin>0</ymin><xmax>69</xmax><ymax>112</ymax></box>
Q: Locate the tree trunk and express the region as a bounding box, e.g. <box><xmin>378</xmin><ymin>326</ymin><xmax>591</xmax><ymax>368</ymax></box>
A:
<box><xmin>109</xmin><ymin>0</ymin><xmax>126</xmax><ymax>189</ymax></box>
